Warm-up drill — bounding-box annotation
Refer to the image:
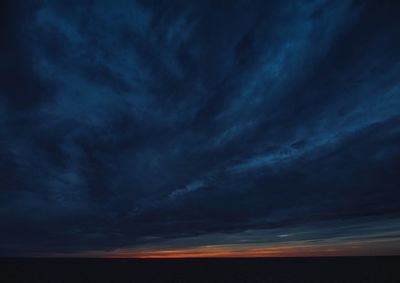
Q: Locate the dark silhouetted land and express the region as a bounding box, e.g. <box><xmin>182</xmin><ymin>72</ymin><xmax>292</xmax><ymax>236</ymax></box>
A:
<box><xmin>1</xmin><ymin>256</ymin><xmax>399</xmax><ymax>282</ymax></box>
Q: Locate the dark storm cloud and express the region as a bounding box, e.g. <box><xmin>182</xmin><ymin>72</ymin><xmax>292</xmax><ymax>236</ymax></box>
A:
<box><xmin>1</xmin><ymin>0</ymin><xmax>400</xmax><ymax>255</ymax></box>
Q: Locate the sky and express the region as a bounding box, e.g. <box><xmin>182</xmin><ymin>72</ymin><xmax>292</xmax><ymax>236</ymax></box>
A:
<box><xmin>0</xmin><ymin>0</ymin><xmax>400</xmax><ymax>257</ymax></box>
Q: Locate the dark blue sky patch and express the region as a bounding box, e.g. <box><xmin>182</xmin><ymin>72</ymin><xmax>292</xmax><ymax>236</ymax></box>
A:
<box><xmin>0</xmin><ymin>0</ymin><xmax>399</xmax><ymax>256</ymax></box>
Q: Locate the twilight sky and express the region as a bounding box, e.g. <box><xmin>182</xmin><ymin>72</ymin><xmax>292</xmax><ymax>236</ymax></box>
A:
<box><xmin>1</xmin><ymin>0</ymin><xmax>400</xmax><ymax>257</ymax></box>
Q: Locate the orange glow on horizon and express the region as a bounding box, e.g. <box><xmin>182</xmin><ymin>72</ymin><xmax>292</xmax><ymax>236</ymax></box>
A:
<box><xmin>55</xmin><ymin>234</ymin><xmax>400</xmax><ymax>258</ymax></box>
<box><xmin>101</xmin><ymin>244</ymin><xmax>361</xmax><ymax>259</ymax></box>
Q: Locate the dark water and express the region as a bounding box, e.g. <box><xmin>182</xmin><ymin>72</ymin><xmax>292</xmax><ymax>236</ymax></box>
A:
<box><xmin>1</xmin><ymin>257</ymin><xmax>399</xmax><ymax>283</ymax></box>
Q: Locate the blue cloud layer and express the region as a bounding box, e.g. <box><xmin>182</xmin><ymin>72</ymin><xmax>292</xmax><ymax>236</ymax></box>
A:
<box><xmin>1</xmin><ymin>0</ymin><xmax>400</xmax><ymax>255</ymax></box>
